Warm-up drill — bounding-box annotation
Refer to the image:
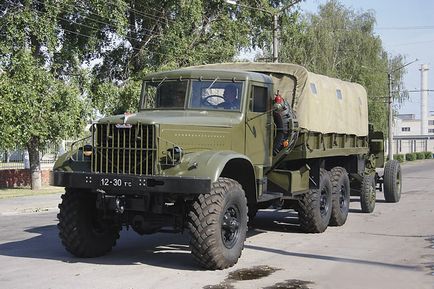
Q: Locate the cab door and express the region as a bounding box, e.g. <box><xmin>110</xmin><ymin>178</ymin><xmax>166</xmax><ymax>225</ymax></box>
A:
<box><xmin>245</xmin><ymin>83</ymin><xmax>273</xmax><ymax>166</ymax></box>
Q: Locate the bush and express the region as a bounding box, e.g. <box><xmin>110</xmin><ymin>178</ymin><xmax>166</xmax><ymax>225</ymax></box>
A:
<box><xmin>424</xmin><ymin>151</ymin><xmax>433</xmax><ymax>159</ymax></box>
<box><xmin>405</xmin><ymin>153</ymin><xmax>417</xmax><ymax>161</ymax></box>
<box><xmin>416</xmin><ymin>152</ymin><xmax>426</xmax><ymax>160</ymax></box>
<box><xmin>393</xmin><ymin>154</ymin><xmax>405</xmax><ymax>163</ymax></box>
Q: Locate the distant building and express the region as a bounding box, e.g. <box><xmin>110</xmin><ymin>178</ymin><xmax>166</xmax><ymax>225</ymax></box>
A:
<box><xmin>388</xmin><ymin>64</ymin><xmax>434</xmax><ymax>155</ymax></box>
<box><xmin>391</xmin><ymin>112</ymin><xmax>434</xmax><ymax>154</ymax></box>
<box><xmin>394</xmin><ymin>112</ymin><xmax>434</xmax><ymax>136</ymax></box>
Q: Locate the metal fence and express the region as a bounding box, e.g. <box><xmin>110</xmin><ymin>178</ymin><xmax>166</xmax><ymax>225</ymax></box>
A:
<box><xmin>0</xmin><ymin>141</ymin><xmax>72</xmax><ymax>170</ymax></box>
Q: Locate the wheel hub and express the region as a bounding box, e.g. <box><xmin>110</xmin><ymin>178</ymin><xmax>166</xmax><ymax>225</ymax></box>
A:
<box><xmin>221</xmin><ymin>206</ymin><xmax>240</xmax><ymax>248</ymax></box>
<box><xmin>338</xmin><ymin>184</ymin><xmax>348</xmax><ymax>211</ymax></box>
<box><xmin>396</xmin><ymin>171</ymin><xmax>402</xmax><ymax>193</ymax></box>
<box><xmin>320</xmin><ymin>188</ymin><xmax>330</xmax><ymax>217</ymax></box>
<box><xmin>339</xmin><ymin>185</ymin><xmax>345</xmax><ymax>207</ymax></box>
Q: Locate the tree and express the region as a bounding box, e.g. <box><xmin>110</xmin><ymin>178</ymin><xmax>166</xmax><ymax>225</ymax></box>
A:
<box><xmin>0</xmin><ymin>0</ymin><xmax>94</xmax><ymax>189</ymax></box>
<box><xmin>86</xmin><ymin>0</ymin><xmax>302</xmax><ymax>114</ymax></box>
<box><xmin>0</xmin><ymin>51</ymin><xmax>86</xmax><ymax>189</ymax></box>
<box><xmin>2</xmin><ymin>0</ymin><xmax>302</xmax><ymax>116</ymax></box>
<box><xmin>0</xmin><ymin>0</ymin><xmax>303</xmax><ymax>188</ymax></box>
<box><xmin>277</xmin><ymin>0</ymin><xmax>407</xmax><ymax>133</ymax></box>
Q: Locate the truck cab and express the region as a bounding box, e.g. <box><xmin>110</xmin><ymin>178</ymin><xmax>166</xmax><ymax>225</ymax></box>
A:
<box><xmin>139</xmin><ymin>68</ymin><xmax>274</xmax><ymax>166</ymax></box>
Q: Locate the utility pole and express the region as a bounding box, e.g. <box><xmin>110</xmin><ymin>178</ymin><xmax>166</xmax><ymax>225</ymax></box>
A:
<box><xmin>387</xmin><ymin>58</ymin><xmax>418</xmax><ymax>161</ymax></box>
<box><xmin>225</xmin><ymin>0</ymin><xmax>301</xmax><ymax>63</ymax></box>
<box><xmin>388</xmin><ymin>73</ymin><xmax>393</xmax><ymax>160</ymax></box>
<box><xmin>420</xmin><ymin>64</ymin><xmax>429</xmax><ymax>135</ymax></box>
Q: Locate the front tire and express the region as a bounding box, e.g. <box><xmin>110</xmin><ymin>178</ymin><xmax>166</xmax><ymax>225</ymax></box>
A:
<box><xmin>188</xmin><ymin>178</ymin><xmax>248</xmax><ymax>270</ymax></box>
<box><xmin>298</xmin><ymin>169</ymin><xmax>332</xmax><ymax>233</ymax></box>
<box><xmin>57</xmin><ymin>189</ymin><xmax>120</xmax><ymax>257</ymax></box>
<box><xmin>329</xmin><ymin>167</ymin><xmax>350</xmax><ymax>226</ymax></box>
<box><xmin>383</xmin><ymin>160</ymin><xmax>402</xmax><ymax>203</ymax></box>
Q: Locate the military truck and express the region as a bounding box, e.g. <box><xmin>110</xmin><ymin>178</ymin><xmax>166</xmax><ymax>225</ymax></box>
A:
<box><xmin>52</xmin><ymin>63</ymin><xmax>402</xmax><ymax>270</ymax></box>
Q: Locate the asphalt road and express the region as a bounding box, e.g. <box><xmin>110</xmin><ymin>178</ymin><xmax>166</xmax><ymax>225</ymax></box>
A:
<box><xmin>0</xmin><ymin>160</ymin><xmax>433</xmax><ymax>289</ymax></box>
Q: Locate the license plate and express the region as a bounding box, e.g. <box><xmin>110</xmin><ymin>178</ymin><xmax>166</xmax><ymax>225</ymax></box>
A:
<box><xmin>99</xmin><ymin>177</ymin><xmax>134</xmax><ymax>188</ymax></box>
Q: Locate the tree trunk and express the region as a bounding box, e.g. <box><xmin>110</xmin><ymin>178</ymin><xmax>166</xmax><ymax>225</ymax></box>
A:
<box><xmin>27</xmin><ymin>137</ymin><xmax>42</xmax><ymax>190</ymax></box>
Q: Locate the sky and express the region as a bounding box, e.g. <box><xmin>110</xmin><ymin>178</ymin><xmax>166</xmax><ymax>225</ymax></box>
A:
<box><xmin>299</xmin><ymin>0</ymin><xmax>434</xmax><ymax>118</ymax></box>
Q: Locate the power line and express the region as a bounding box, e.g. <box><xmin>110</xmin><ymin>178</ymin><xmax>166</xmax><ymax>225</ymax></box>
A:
<box><xmin>406</xmin><ymin>90</ymin><xmax>434</xmax><ymax>93</ymax></box>
<box><xmin>33</xmin><ymin>0</ymin><xmax>160</xmax><ymax>37</ymax></box>
<box><xmin>101</xmin><ymin>0</ymin><xmax>178</xmax><ymax>25</ymax></box>
<box><xmin>6</xmin><ymin>4</ymin><xmax>165</xmax><ymax>56</ymax></box>
<box><xmin>377</xmin><ymin>25</ymin><xmax>434</xmax><ymax>30</ymax></box>
<box><xmin>60</xmin><ymin>28</ymin><xmax>141</xmax><ymax>53</ymax></box>
<box><xmin>392</xmin><ymin>39</ymin><xmax>434</xmax><ymax>47</ymax></box>
<box><xmin>27</xmin><ymin>3</ymin><xmax>190</xmax><ymax>55</ymax></box>
<box><xmin>3</xmin><ymin>2</ymin><xmax>243</xmax><ymax>63</ymax></box>
<box><xmin>30</xmin><ymin>0</ymin><xmax>220</xmax><ymax>55</ymax></box>
<box><xmin>59</xmin><ymin>21</ymin><xmax>226</xmax><ymax>60</ymax></box>
<box><xmin>26</xmin><ymin>5</ymin><xmax>147</xmax><ymax>52</ymax></box>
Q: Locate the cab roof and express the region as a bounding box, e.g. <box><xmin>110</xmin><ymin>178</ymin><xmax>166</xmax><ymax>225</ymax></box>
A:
<box><xmin>143</xmin><ymin>68</ymin><xmax>273</xmax><ymax>84</ymax></box>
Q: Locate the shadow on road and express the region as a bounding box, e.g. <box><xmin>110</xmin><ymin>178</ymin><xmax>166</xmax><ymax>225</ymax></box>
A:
<box><xmin>0</xmin><ymin>219</ymin><xmax>420</xmax><ymax>273</ymax></box>
<box><xmin>248</xmin><ymin>209</ymin><xmax>301</xmax><ymax>234</ymax></box>
<box><xmin>0</xmin><ymin>223</ymin><xmax>199</xmax><ymax>270</ymax></box>
<box><xmin>0</xmin><ymin>209</ymin><xmax>301</xmax><ymax>270</ymax></box>
<box><xmin>244</xmin><ymin>244</ymin><xmax>421</xmax><ymax>272</ymax></box>
<box><xmin>0</xmin><ymin>206</ymin><xmax>404</xmax><ymax>271</ymax></box>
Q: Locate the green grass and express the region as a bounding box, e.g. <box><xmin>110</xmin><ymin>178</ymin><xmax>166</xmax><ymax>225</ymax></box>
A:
<box><xmin>0</xmin><ymin>186</ymin><xmax>63</xmax><ymax>199</ymax></box>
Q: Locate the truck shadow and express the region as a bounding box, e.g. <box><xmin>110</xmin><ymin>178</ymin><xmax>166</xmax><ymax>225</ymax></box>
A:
<box><xmin>0</xmin><ymin>223</ymin><xmax>199</xmax><ymax>270</ymax></box>
<box><xmin>0</xmin><ymin>206</ymin><xmax>391</xmax><ymax>270</ymax></box>
<box><xmin>0</xmin><ymin>210</ymin><xmax>300</xmax><ymax>270</ymax></box>
<box><xmin>248</xmin><ymin>209</ymin><xmax>301</xmax><ymax>234</ymax></box>
<box><xmin>0</xmin><ymin>220</ymin><xmax>421</xmax><ymax>273</ymax></box>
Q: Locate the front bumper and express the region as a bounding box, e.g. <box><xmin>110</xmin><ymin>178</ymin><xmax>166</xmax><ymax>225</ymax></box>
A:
<box><xmin>51</xmin><ymin>171</ymin><xmax>211</xmax><ymax>195</ymax></box>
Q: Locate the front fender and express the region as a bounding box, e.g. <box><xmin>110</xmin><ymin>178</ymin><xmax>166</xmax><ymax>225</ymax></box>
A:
<box><xmin>161</xmin><ymin>150</ymin><xmax>252</xmax><ymax>183</ymax></box>
<box><xmin>53</xmin><ymin>149</ymin><xmax>91</xmax><ymax>172</ymax></box>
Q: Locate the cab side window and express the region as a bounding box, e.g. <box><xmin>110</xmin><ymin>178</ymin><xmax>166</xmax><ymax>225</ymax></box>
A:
<box><xmin>251</xmin><ymin>86</ymin><xmax>268</xmax><ymax>112</ymax></box>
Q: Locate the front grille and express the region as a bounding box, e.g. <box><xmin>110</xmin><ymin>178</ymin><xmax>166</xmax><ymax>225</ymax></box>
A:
<box><xmin>92</xmin><ymin>123</ymin><xmax>157</xmax><ymax>175</ymax></box>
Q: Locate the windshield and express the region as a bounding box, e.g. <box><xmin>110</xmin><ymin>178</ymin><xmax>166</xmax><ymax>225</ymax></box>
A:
<box><xmin>143</xmin><ymin>80</ymin><xmax>188</xmax><ymax>109</ymax></box>
<box><xmin>142</xmin><ymin>79</ymin><xmax>243</xmax><ymax>111</ymax></box>
<box><xmin>190</xmin><ymin>80</ymin><xmax>243</xmax><ymax>110</ymax></box>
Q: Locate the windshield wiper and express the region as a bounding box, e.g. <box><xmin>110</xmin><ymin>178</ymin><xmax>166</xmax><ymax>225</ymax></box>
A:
<box><xmin>206</xmin><ymin>77</ymin><xmax>219</xmax><ymax>92</ymax></box>
<box><xmin>156</xmin><ymin>76</ymin><xmax>167</xmax><ymax>88</ymax></box>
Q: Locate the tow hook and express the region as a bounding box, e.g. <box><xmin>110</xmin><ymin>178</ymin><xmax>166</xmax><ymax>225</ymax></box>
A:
<box><xmin>96</xmin><ymin>193</ymin><xmax>126</xmax><ymax>214</ymax></box>
<box><xmin>115</xmin><ymin>196</ymin><xmax>125</xmax><ymax>214</ymax></box>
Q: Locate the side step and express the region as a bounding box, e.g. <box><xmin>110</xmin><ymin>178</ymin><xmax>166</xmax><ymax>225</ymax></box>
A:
<box><xmin>257</xmin><ymin>192</ymin><xmax>283</xmax><ymax>203</ymax></box>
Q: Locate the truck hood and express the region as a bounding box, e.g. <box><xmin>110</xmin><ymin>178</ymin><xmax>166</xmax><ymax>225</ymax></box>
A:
<box><xmin>98</xmin><ymin>110</ymin><xmax>243</xmax><ymax>127</ymax></box>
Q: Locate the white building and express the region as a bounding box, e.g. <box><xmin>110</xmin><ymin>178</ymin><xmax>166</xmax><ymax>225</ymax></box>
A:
<box><xmin>388</xmin><ymin>64</ymin><xmax>434</xmax><ymax>155</ymax></box>
<box><xmin>394</xmin><ymin>113</ymin><xmax>434</xmax><ymax>136</ymax></box>
<box><xmin>392</xmin><ymin>112</ymin><xmax>434</xmax><ymax>154</ymax></box>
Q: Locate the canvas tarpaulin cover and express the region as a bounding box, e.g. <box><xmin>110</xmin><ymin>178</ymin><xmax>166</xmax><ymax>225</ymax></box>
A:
<box><xmin>192</xmin><ymin>63</ymin><xmax>369</xmax><ymax>137</ymax></box>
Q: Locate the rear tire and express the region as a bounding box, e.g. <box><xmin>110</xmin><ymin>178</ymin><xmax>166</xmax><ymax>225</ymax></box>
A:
<box><xmin>360</xmin><ymin>174</ymin><xmax>376</xmax><ymax>213</ymax></box>
<box><xmin>298</xmin><ymin>169</ymin><xmax>332</xmax><ymax>233</ymax></box>
<box><xmin>329</xmin><ymin>167</ymin><xmax>350</xmax><ymax>226</ymax></box>
<box><xmin>57</xmin><ymin>189</ymin><xmax>120</xmax><ymax>257</ymax></box>
<box><xmin>383</xmin><ymin>160</ymin><xmax>402</xmax><ymax>203</ymax></box>
<box><xmin>188</xmin><ymin>178</ymin><xmax>248</xmax><ymax>270</ymax></box>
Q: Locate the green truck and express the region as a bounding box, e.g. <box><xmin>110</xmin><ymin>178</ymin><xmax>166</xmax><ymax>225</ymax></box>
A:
<box><xmin>52</xmin><ymin>63</ymin><xmax>402</xmax><ymax>270</ymax></box>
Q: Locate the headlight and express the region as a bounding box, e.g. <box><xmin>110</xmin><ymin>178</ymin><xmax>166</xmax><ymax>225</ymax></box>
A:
<box><xmin>83</xmin><ymin>144</ymin><xmax>93</xmax><ymax>157</ymax></box>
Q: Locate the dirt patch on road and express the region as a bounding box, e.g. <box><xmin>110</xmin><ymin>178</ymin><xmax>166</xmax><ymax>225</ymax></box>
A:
<box><xmin>425</xmin><ymin>236</ymin><xmax>434</xmax><ymax>276</ymax></box>
<box><xmin>203</xmin><ymin>265</ymin><xmax>313</xmax><ymax>289</ymax></box>
<box><xmin>263</xmin><ymin>279</ymin><xmax>313</xmax><ymax>289</ymax></box>
<box><xmin>227</xmin><ymin>265</ymin><xmax>280</xmax><ymax>281</ymax></box>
